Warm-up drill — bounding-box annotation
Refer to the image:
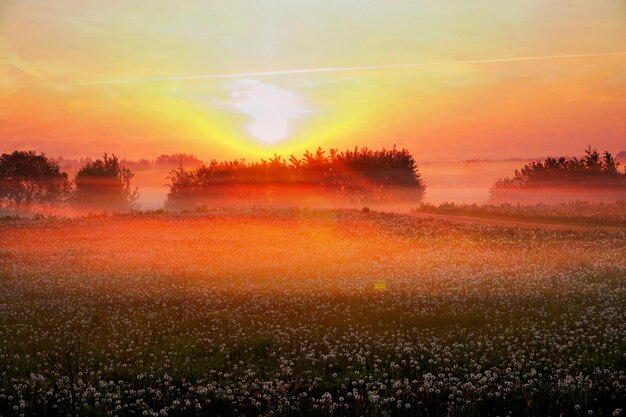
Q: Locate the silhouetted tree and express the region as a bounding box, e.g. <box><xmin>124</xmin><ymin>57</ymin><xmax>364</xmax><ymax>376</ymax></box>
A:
<box><xmin>74</xmin><ymin>154</ymin><xmax>139</xmax><ymax>210</ymax></box>
<box><xmin>166</xmin><ymin>146</ymin><xmax>425</xmax><ymax>207</ymax></box>
<box><xmin>155</xmin><ymin>153</ymin><xmax>203</xmax><ymax>168</ymax></box>
<box><xmin>490</xmin><ymin>146</ymin><xmax>626</xmax><ymax>201</ymax></box>
<box><xmin>0</xmin><ymin>150</ymin><xmax>70</xmax><ymax>211</ymax></box>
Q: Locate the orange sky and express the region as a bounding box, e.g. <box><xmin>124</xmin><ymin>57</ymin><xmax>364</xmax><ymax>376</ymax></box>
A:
<box><xmin>1</xmin><ymin>0</ymin><xmax>625</xmax><ymax>161</ymax></box>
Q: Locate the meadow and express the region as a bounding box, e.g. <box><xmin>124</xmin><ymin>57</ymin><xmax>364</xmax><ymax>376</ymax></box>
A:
<box><xmin>0</xmin><ymin>209</ymin><xmax>625</xmax><ymax>416</ymax></box>
<box><xmin>413</xmin><ymin>202</ymin><xmax>626</xmax><ymax>228</ymax></box>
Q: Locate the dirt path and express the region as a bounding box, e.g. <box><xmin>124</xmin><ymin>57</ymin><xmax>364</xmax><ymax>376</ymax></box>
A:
<box><xmin>410</xmin><ymin>211</ymin><xmax>626</xmax><ymax>233</ymax></box>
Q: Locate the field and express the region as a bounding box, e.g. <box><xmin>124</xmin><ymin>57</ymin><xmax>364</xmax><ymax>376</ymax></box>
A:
<box><xmin>0</xmin><ymin>209</ymin><xmax>625</xmax><ymax>416</ymax></box>
<box><xmin>413</xmin><ymin>202</ymin><xmax>626</xmax><ymax>228</ymax></box>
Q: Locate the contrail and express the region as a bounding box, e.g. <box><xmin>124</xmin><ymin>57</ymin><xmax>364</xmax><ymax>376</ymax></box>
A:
<box><xmin>73</xmin><ymin>51</ymin><xmax>626</xmax><ymax>85</ymax></box>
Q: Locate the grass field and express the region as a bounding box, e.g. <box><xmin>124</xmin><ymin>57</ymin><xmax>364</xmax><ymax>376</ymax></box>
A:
<box><xmin>413</xmin><ymin>202</ymin><xmax>626</xmax><ymax>228</ymax></box>
<box><xmin>1</xmin><ymin>209</ymin><xmax>625</xmax><ymax>416</ymax></box>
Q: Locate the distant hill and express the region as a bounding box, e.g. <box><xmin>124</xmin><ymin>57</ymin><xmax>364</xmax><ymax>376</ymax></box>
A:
<box><xmin>617</xmin><ymin>151</ymin><xmax>626</xmax><ymax>164</ymax></box>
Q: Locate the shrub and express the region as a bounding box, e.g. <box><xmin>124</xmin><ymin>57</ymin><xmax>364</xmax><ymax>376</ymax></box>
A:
<box><xmin>490</xmin><ymin>146</ymin><xmax>626</xmax><ymax>202</ymax></box>
<box><xmin>0</xmin><ymin>150</ymin><xmax>70</xmax><ymax>211</ymax></box>
<box><xmin>74</xmin><ymin>154</ymin><xmax>139</xmax><ymax>211</ymax></box>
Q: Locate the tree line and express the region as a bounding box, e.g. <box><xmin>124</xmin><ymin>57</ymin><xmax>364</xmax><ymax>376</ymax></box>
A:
<box><xmin>55</xmin><ymin>153</ymin><xmax>204</xmax><ymax>171</ymax></box>
<box><xmin>490</xmin><ymin>146</ymin><xmax>626</xmax><ymax>201</ymax></box>
<box><xmin>2</xmin><ymin>146</ymin><xmax>625</xmax><ymax>212</ymax></box>
<box><xmin>165</xmin><ymin>147</ymin><xmax>426</xmax><ymax>207</ymax></box>
<box><xmin>0</xmin><ymin>151</ymin><xmax>138</xmax><ymax>211</ymax></box>
<box><xmin>0</xmin><ymin>147</ymin><xmax>426</xmax><ymax>211</ymax></box>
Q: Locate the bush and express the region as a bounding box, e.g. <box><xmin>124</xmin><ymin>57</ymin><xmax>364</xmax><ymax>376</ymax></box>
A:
<box><xmin>490</xmin><ymin>146</ymin><xmax>626</xmax><ymax>202</ymax></box>
<box><xmin>0</xmin><ymin>150</ymin><xmax>70</xmax><ymax>211</ymax></box>
<box><xmin>74</xmin><ymin>154</ymin><xmax>139</xmax><ymax>211</ymax></box>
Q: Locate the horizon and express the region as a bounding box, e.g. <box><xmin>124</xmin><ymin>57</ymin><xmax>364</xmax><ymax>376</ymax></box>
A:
<box><xmin>23</xmin><ymin>146</ymin><xmax>623</xmax><ymax>209</ymax></box>
<box><xmin>7</xmin><ymin>146</ymin><xmax>626</xmax><ymax>166</ymax></box>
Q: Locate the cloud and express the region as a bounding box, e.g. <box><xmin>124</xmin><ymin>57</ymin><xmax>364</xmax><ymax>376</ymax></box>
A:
<box><xmin>66</xmin><ymin>51</ymin><xmax>626</xmax><ymax>86</ymax></box>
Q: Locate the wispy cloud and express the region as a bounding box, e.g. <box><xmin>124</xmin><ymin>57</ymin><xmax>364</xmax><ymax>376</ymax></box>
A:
<box><xmin>66</xmin><ymin>51</ymin><xmax>626</xmax><ymax>86</ymax></box>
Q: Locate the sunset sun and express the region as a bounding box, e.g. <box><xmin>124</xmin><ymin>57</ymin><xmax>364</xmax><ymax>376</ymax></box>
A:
<box><xmin>229</xmin><ymin>79</ymin><xmax>310</xmax><ymax>144</ymax></box>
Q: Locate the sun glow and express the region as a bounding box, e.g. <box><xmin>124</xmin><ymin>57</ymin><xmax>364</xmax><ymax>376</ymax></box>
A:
<box><xmin>229</xmin><ymin>79</ymin><xmax>310</xmax><ymax>144</ymax></box>
<box><xmin>1</xmin><ymin>1</ymin><xmax>625</xmax><ymax>161</ymax></box>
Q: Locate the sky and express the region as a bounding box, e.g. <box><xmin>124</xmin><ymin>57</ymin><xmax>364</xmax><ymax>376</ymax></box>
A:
<box><xmin>1</xmin><ymin>0</ymin><xmax>625</xmax><ymax>162</ymax></box>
